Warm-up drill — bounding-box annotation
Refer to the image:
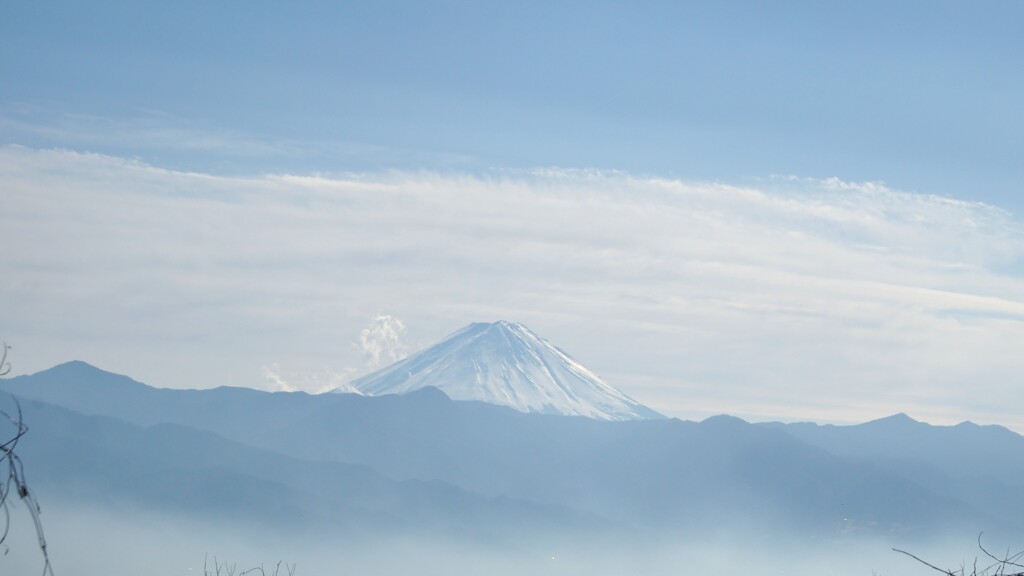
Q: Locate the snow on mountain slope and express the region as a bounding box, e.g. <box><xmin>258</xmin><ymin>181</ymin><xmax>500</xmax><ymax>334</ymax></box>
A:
<box><xmin>345</xmin><ymin>321</ymin><xmax>663</xmax><ymax>421</ymax></box>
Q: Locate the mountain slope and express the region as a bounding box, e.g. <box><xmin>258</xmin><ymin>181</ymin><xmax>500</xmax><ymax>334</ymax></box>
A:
<box><xmin>5</xmin><ymin>361</ymin><xmax>1012</xmax><ymax>538</ymax></box>
<box><xmin>762</xmin><ymin>413</ymin><xmax>1024</xmax><ymax>478</ymax></box>
<box><xmin>760</xmin><ymin>414</ymin><xmax>1024</xmax><ymax>533</ymax></box>
<box><xmin>3</xmin><ymin>391</ymin><xmax>599</xmax><ymax>539</ymax></box>
<box><xmin>348</xmin><ymin>320</ymin><xmax>662</xmax><ymax>421</ymax></box>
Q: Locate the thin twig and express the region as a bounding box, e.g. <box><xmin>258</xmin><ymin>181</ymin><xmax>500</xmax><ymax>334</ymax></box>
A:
<box><xmin>0</xmin><ymin>392</ymin><xmax>53</xmax><ymax>575</ymax></box>
<box><xmin>895</xmin><ymin>536</ymin><xmax>1024</xmax><ymax>576</ymax></box>
<box><xmin>0</xmin><ymin>343</ymin><xmax>10</xmax><ymax>376</ymax></box>
<box><xmin>893</xmin><ymin>548</ymin><xmax>958</xmax><ymax>575</ymax></box>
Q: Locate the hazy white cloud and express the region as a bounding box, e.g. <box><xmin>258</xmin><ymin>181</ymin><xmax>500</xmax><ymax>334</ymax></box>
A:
<box><xmin>3</xmin><ymin>145</ymin><xmax>1024</xmax><ymax>429</ymax></box>
<box><xmin>262</xmin><ymin>363</ymin><xmax>358</xmax><ymax>394</ymax></box>
<box><xmin>261</xmin><ymin>363</ymin><xmax>295</xmax><ymax>393</ymax></box>
<box><xmin>359</xmin><ymin>315</ymin><xmax>408</xmax><ymax>369</ymax></box>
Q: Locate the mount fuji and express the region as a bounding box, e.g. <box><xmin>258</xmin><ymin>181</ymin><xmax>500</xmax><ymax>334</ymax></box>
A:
<box><xmin>346</xmin><ymin>320</ymin><xmax>663</xmax><ymax>421</ymax></box>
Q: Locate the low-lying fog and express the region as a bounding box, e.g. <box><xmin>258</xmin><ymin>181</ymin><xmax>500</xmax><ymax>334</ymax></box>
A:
<box><xmin>5</xmin><ymin>500</ymin><xmax>1014</xmax><ymax>576</ymax></box>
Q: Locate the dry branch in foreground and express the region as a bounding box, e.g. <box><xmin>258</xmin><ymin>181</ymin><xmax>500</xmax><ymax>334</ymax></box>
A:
<box><xmin>0</xmin><ymin>342</ymin><xmax>54</xmax><ymax>576</ymax></box>
<box><xmin>894</xmin><ymin>534</ymin><xmax>1024</xmax><ymax>576</ymax></box>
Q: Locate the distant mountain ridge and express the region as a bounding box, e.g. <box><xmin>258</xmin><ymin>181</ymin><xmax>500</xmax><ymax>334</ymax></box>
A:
<box><xmin>760</xmin><ymin>414</ymin><xmax>1024</xmax><ymax>530</ymax></box>
<box><xmin>4</xmin><ymin>361</ymin><xmax>1024</xmax><ymax>541</ymax></box>
<box><xmin>347</xmin><ymin>320</ymin><xmax>662</xmax><ymax>421</ymax></box>
<box><xmin>0</xmin><ymin>362</ymin><xmax>597</xmax><ymax>539</ymax></box>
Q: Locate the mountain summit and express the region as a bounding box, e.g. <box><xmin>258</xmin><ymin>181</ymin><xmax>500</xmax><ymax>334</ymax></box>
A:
<box><xmin>347</xmin><ymin>320</ymin><xmax>662</xmax><ymax>421</ymax></box>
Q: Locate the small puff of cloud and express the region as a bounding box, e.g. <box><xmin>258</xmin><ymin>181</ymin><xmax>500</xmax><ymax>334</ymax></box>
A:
<box><xmin>262</xmin><ymin>363</ymin><xmax>295</xmax><ymax>393</ymax></box>
<box><xmin>359</xmin><ymin>314</ymin><xmax>408</xmax><ymax>369</ymax></box>
<box><xmin>263</xmin><ymin>363</ymin><xmax>360</xmax><ymax>394</ymax></box>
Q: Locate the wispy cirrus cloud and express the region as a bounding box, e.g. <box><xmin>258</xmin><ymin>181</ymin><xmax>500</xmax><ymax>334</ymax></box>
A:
<box><xmin>3</xmin><ymin>145</ymin><xmax>1024</xmax><ymax>429</ymax></box>
<box><xmin>0</xmin><ymin>107</ymin><xmax>480</xmax><ymax>173</ymax></box>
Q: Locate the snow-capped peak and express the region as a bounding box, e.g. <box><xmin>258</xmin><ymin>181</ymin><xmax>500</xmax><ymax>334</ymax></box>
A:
<box><xmin>346</xmin><ymin>320</ymin><xmax>662</xmax><ymax>421</ymax></box>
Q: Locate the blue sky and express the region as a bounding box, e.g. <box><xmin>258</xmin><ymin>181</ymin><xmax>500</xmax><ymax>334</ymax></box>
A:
<box><xmin>5</xmin><ymin>1</ymin><xmax>1023</xmax><ymax>204</ymax></box>
<box><xmin>3</xmin><ymin>2</ymin><xmax>1024</xmax><ymax>428</ymax></box>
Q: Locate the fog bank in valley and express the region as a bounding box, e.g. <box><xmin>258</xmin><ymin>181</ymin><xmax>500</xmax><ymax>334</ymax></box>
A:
<box><xmin>5</xmin><ymin>498</ymin><xmax>996</xmax><ymax>576</ymax></box>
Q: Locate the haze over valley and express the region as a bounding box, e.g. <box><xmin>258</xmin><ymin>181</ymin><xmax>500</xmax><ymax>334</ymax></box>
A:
<box><xmin>4</xmin><ymin>2</ymin><xmax>1024</xmax><ymax>574</ymax></box>
<box><xmin>4</xmin><ymin>324</ymin><xmax>1024</xmax><ymax>574</ymax></box>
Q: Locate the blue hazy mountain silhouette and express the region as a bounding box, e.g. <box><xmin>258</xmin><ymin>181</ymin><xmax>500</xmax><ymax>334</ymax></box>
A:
<box><xmin>4</xmin><ymin>361</ymin><xmax>1024</xmax><ymax>540</ymax></box>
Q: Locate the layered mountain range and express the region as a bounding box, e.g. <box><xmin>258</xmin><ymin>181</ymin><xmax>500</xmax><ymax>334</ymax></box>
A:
<box><xmin>3</xmin><ymin>358</ymin><xmax>1024</xmax><ymax>545</ymax></box>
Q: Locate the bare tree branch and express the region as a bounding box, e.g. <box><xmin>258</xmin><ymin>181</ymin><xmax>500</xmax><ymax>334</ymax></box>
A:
<box><xmin>0</xmin><ymin>345</ymin><xmax>54</xmax><ymax>576</ymax></box>
<box><xmin>893</xmin><ymin>548</ymin><xmax>958</xmax><ymax>575</ymax></box>
<box><xmin>206</xmin><ymin>555</ymin><xmax>294</xmax><ymax>576</ymax></box>
<box><xmin>0</xmin><ymin>343</ymin><xmax>11</xmax><ymax>377</ymax></box>
<box><xmin>895</xmin><ymin>535</ymin><xmax>1024</xmax><ymax>576</ymax></box>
